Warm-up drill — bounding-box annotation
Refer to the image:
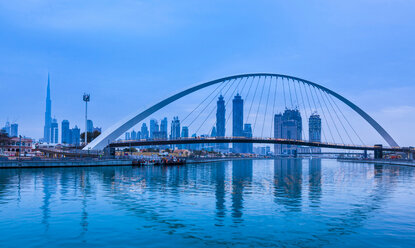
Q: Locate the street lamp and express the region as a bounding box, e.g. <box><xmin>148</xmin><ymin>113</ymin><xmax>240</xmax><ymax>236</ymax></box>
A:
<box><xmin>83</xmin><ymin>93</ymin><xmax>90</xmax><ymax>145</ymax></box>
<box><xmin>18</xmin><ymin>135</ymin><xmax>21</xmax><ymax>161</ymax></box>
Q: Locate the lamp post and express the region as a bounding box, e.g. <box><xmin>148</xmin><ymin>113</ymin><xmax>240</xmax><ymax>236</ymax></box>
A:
<box><xmin>18</xmin><ymin>135</ymin><xmax>22</xmax><ymax>161</ymax></box>
<box><xmin>83</xmin><ymin>93</ymin><xmax>90</xmax><ymax>145</ymax></box>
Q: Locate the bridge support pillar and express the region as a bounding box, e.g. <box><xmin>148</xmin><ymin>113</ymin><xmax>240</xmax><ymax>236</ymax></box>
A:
<box><xmin>104</xmin><ymin>147</ymin><xmax>116</xmax><ymax>158</ymax></box>
<box><xmin>374</xmin><ymin>144</ymin><xmax>383</xmax><ymax>159</ymax></box>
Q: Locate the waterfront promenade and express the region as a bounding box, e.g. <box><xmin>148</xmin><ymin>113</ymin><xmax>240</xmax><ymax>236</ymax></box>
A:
<box><xmin>0</xmin><ymin>159</ymin><xmax>133</xmax><ymax>169</ymax></box>
<box><xmin>338</xmin><ymin>158</ymin><xmax>415</xmax><ymax>167</ymax></box>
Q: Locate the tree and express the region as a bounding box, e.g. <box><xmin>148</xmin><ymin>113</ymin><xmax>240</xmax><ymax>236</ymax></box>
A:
<box><xmin>123</xmin><ymin>148</ymin><xmax>137</xmax><ymax>152</ymax></box>
<box><xmin>81</xmin><ymin>130</ymin><xmax>101</xmax><ymax>142</ymax></box>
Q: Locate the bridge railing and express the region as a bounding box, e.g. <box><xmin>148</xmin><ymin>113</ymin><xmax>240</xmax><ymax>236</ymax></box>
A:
<box><xmin>110</xmin><ymin>136</ymin><xmax>405</xmax><ymax>151</ymax></box>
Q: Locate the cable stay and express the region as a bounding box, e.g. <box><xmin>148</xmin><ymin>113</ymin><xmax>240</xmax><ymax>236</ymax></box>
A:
<box><xmin>245</xmin><ymin>76</ymin><xmax>261</xmax><ymax>125</ymax></box>
<box><xmin>253</xmin><ymin>76</ymin><xmax>267</xmax><ymax>134</ymax></box>
<box><xmin>195</xmin><ymin>77</ymin><xmax>244</xmax><ymax>135</ymax></box>
<box><xmin>322</xmin><ymin>90</ymin><xmax>355</xmax><ymax>145</ymax></box>
<box><xmin>317</xmin><ymin>87</ymin><xmax>345</xmax><ymax>145</ymax></box>
<box><xmin>269</xmin><ymin>76</ymin><xmax>279</xmax><ymax>138</ymax></box>
<box><xmin>187</xmin><ymin>78</ymin><xmax>237</xmax><ymax>130</ymax></box>
<box><xmin>261</xmin><ymin>76</ymin><xmax>272</xmax><ymax>137</ymax></box>
<box><xmin>327</xmin><ymin>93</ymin><xmax>366</xmax><ymax>146</ymax></box>
<box><xmin>311</xmin><ymin>85</ymin><xmax>336</xmax><ymax>143</ymax></box>
<box><xmin>303</xmin><ymin>83</ymin><xmax>328</xmax><ymax>143</ymax></box>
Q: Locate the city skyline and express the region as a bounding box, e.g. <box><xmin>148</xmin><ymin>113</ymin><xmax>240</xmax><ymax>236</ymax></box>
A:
<box><xmin>121</xmin><ymin>93</ymin><xmax>322</xmax><ymax>156</ymax></box>
<box><xmin>1</xmin><ymin>1</ymin><xmax>415</xmax><ymax>146</ymax></box>
<box><xmin>1</xmin><ymin>74</ymin><xmax>399</xmax><ymax>153</ymax></box>
<box><xmin>1</xmin><ymin>2</ymin><xmax>415</xmax><ymax>247</ymax></box>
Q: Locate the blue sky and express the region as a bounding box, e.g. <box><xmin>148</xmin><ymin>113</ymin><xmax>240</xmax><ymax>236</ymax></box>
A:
<box><xmin>1</xmin><ymin>0</ymin><xmax>415</xmax><ymax>145</ymax></box>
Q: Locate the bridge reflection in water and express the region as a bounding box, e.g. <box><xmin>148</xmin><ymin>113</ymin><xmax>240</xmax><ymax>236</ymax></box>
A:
<box><xmin>0</xmin><ymin>160</ymin><xmax>415</xmax><ymax>247</ymax></box>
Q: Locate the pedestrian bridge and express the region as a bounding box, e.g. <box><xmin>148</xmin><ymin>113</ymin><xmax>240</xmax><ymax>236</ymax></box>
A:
<box><xmin>84</xmin><ymin>73</ymin><xmax>401</xmax><ymax>151</ymax></box>
<box><xmin>109</xmin><ymin>137</ymin><xmax>410</xmax><ymax>153</ymax></box>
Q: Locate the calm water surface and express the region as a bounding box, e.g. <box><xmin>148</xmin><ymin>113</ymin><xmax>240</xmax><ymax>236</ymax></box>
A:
<box><xmin>1</xmin><ymin>159</ymin><xmax>415</xmax><ymax>247</ymax></box>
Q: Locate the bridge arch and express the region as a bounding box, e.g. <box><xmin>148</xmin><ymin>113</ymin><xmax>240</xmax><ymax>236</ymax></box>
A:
<box><xmin>84</xmin><ymin>73</ymin><xmax>398</xmax><ymax>150</ymax></box>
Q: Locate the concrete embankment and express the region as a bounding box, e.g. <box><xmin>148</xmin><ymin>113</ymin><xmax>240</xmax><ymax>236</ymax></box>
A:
<box><xmin>338</xmin><ymin>158</ymin><xmax>415</xmax><ymax>167</ymax></box>
<box><xmin>0</xmin><ymin>159</ymin><xmax>133</xmax><ymax>169</ymax></box>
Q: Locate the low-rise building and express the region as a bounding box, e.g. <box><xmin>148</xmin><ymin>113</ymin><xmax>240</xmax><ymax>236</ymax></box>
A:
<box><xmin>0</xmin><ymin>133</ymin><xmax>33</xmax><ymax>157</ymax></box>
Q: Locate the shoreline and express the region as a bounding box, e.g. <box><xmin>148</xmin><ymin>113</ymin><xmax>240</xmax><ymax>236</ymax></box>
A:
<box><xmin>0</xmin><ymin>159</ymin><xmax>133</xmax><ymax>169</ymax></box>
<box><xmin>338</xmin><ymin>158</ymin><xmax>415</xmax><ymax>167</ymax></box>
<box><xmin>2</xmin><ymin>157</ymin><xmax>414</xmax><ymax>169</ymax></box>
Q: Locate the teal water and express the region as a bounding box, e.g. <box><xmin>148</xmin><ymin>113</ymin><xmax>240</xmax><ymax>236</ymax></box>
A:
<box><xmin>0</xmin><ymin>159</ymin><xmax>414</xmax><ymax>247</ymax></box>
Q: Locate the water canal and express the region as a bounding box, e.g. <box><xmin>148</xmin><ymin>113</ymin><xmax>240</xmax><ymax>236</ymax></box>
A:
<box><xmin>0</xmin><ymin>159</ymin><xmax>414</xmax><ymax>247</ymax></box>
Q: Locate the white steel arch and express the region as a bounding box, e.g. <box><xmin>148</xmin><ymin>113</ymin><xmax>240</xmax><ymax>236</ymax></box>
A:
<box><xmin>84</xmin><ymin>73</ymin><xmax>399</xmax><ymax>150</ymax></box>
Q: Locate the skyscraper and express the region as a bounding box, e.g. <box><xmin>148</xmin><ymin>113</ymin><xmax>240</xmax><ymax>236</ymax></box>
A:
<box><xmin>10</xmin><ymin>123</ymin><xmax>18</xmax><ymax>137</ymax></box>
<box><xmin>274</xmin><ymin>114</ymin><xmax>283</xmax><ymax>154</ymax></box>
<box><xmin>61</xmin><ymin>120</ymin><xmax>70</xmax><ymax>144</ymax></box>
<box><xmin>43</xmin><ymin>74</ymin><xmax>52</xmax><ymax>143</ymax></box>
<box><xmin>211</xmin><ymin>127</ymin><xmax>217</xmax><ymax>137</ymax></box>
<box><xmin>131</xmin><ymin>130</ymin><xmax>137</xmax><ymax>140</ymax></box>
<box><xmin>216</xmin><ymin>95</ymin><xmax>228</xmax><ymax>151</ymax></box>
<box><xmin>309</xmin><ymin>113</ymin><xmax>322</xmax><ymax>153</ymax></box>
<box><xmin>2</xmin><ymin>122</ymin><xmax>10</xmax><ymax>136</ymax></box>
<box><xmin>160</xmin><ymin>117</ymin><xmax>168</xmax><ymax>139</ymax></box>
<box><xmin>232</xmin><ymin>94</ymin><xmax>244</xmax><ymax>153</ymax></box>
<box><xmin>284</xmin><ymin>109</ymin><xmax>302</xmax><ymax>138</ymax></box>
<box><xmin>149</xmin><ymin>119</ymin><xmax>159</xmax><ymax>139</ymax></box>
<box><xmin>216</xmin><ymin>95</ymin><xmax>226</xmax><ymax>137</ymax></box>
<box><xmin>87</xmin><ymin>120</ymin><xmax>94</xmax><ymax>133</ymax></box>
<box><xmin>243</xmin><ymin>123</ymin><xmax>253</xmax><ymax>153</ymax></box>
<box><xmin>51</xmin><ymin>118</ymin><xmax>59</xmax><ymax>143</ymax></box>
<box><xmin>181</xmin><ymin>126</ymin><xmax>189</xmax><ymax>138</ymax></box>
<box><xmin>181</xmin><ymin>126</ymin><xmax>189</xmax><ymax>150</ymax></box>
<box><xmin>170</xmin><ymin>117</ymin><xmax>181</xmax><ymax>139</ymax></box>
<box><xmin>71</xmin><ymin>126</ymin><xmax>80</xmax><ymax>146</ymax></box>
<box><xmin>141</xmin><ymin>123</ymin><xmax>149</xmax><ymax>139</ymax></box>
<box><xmin>274</xmin><ymin>109</ymin><xmax>302</xmax><ymax>155</ymax></box>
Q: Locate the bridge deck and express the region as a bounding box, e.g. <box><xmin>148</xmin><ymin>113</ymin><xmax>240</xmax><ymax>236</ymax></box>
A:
<box><xmin>109</xmin><ymin>137</ymin><xmax>408</xmax><ymax>152</ymax></box>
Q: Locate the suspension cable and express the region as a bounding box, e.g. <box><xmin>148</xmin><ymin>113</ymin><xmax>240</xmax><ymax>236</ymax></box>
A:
<box><xmin>198</xmin><ymin>77</ymin><xmax>244</xmax><ymax>135</ymax></box>
<box><xmin>297</xmin><ymin>80</ymin><xmax>310</xmax><ymax>140</ymax></box>
<box><xmin>317</xmin><ymin>88</ymin><xmax>345</xmax><ymax>145</ymax></box>
<box><xmin>302</xmin><ymin>82</ymin><xmax>327</xmax><ymax>143</ymax></box>
<box><xmin>210</xmin><ymin>76</ymin><xmax>250</xmax><ymax>137</ymax></box>
<box><xmin>187</xmin><ymin>78</ymin><xmax>236</xmax><ymax>130</ymax></box>
<box><xmin>270</xmin><ymin>76</ymin><xmax>279</xmax><ymax>138</ymax></box>
<box><xmin>246</xmin><ymin>76</ymin><xmax>261</xmax><ymax>124</ymax></box>
<box><xmin>282</xmin><ymin>77</ymin><xmax>287</xmax><ymax>109</ymax></box>
<box><xmin>224</xmin><ymin>76</ymin><xmax>255</xmax><ymax>136</ymax></box>
<box><xmin>253</xmin><ymin>76</ymin><xmax>267</xmax><ymax>134</ymax></box>
<box><xmin>322</xmin><ymin>90</ymin><xmax>354</xmax><ymax>145</ymax></box>
<box><xmin>311</xmin><ymin>85</ymin><xmax>336</xmax><ymax>143</ymax></box>
<box><xmin>181</xmin><ymin>79</ymin><xmax>227</xmax><ymax>124</ymax></box>
<box><xmin>327</xmin><ymin>93</ymin><xmax>366</xmax><ymax>146</ymax></box>
<box><xmin>287</xmin><ymin>77</ymin><xmax>294</xmax><ymax>109</ymax></box>
<box><xmin>261</xmin><ymin>76</ymin><xmax>272</xmax><ymax>137</ymax></box>
<box><xmin>293</xmin><ymin>80</ymin><xmax>307</xmax><ymax>141</ymax></box>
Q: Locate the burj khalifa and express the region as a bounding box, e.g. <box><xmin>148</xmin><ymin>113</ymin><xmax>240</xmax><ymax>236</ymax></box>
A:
<box><xmin>43</xmin><ymin>74</ymin><xmax>52</xmax><ymax>143</ymax></box>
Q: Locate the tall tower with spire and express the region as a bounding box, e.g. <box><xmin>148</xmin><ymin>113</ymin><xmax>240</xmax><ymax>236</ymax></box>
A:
<box><xmin>43</xmin><ymin>74</ymin><xmax>52</xmax><ymax>143</ymax></box>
